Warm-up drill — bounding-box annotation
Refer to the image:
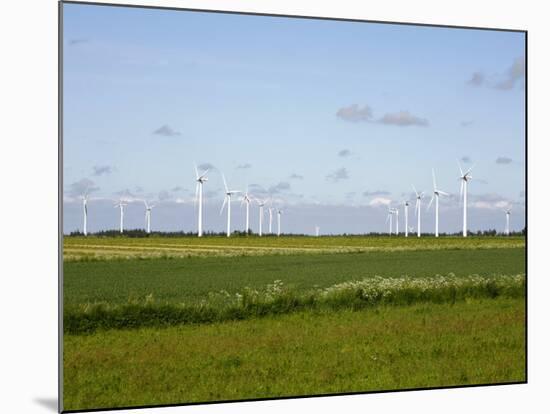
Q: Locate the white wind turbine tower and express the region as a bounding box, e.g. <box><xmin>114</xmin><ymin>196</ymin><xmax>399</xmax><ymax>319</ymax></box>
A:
<box><xmin>241</xmin><ymin>186</ymin><xmax>252</xmax><ymax>234</ymax></box>
<box><xmin>220</xmin><ymin>173</ymin><xmax>241</xmax><ymax>237</ymax></box>
<box><xmin>394</xmin><ymin>208</ymin><xmax>399</xmax><ymax>235</ymax></box>
<box><xmin>194</xmin><ymin>164</ymin><xmax>210</xmax><ymax>237</ymax></box>
<box><xmin>385</xmin><ymin>208</ymin><xmax>394</xmax><ymax>235</ymax></box>
<box><xmin>81</xmin><ymin>192</ymin><xmax>89</xmax><ymax>236</ymax></box>
<box><xmin>427</xmin><ymin>169</ymin><xmax>449</xmax><ymax>238</ymax></box>
<box><xmin>143</xmin><ymin>200</ymin><xmax>156</xmax><ymax>234</ymax></box>
<box><xmin>114</xmin><ymin>199</ymin><xmax>128</xmax><ymax>234</ymax></box>
<box><xmin>504</xmin><ymin>208</ymin><xmax>511</xmax><ymax>236</ymax></box>
<box><xmin>403</xmin><ymin>201</ymin><xmax>410</xmax><ymax>237</ymax></box>
<box><xmin>256</xmin><ymin>198</ymin><xmax>267</xmax><ymax>236</ymax></box>
<box><xmin>315</xmin><ymin>225</ymin><xmax>320</xmax><ymax>237</ymax></box>
<box><xmin>458</xmin><ymin>161</ymin><xmax>474</xmax><ymax>237</ymax></box>
<box><xmin>268</xmin><ymin>206</ymin><xmax>274</xmax><ymax>234</ymax></box>
<box><xmin>277</xmin><ymin>208</ymin><xmax>283</xmax><ymax>236</ymax></box>
<box><xmin>412</xmin><ymin>185</ymin><xmax>424</xmax><ymax>238</ymax></box>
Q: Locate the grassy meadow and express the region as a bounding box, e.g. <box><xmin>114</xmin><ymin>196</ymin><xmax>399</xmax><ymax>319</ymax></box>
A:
<box><xmin>64</xmin><ymin>298</ymin><xmax>525</xmax><ymax>411</ymax></box>
<box><xmin>62</xmin><ymin>235</ymin><xmax>526</xmax><ymax>411</ymax></box>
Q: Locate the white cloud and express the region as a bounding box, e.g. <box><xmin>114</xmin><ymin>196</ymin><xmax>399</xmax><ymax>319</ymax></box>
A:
<box><xmin>336</xmin><ymin>104</ymin><xmax>373</xmax><ymax>122</ymax></box>
<box><xmin>378</xmin><ymin>111</ymin><xmax>429</xmax><ymax>127</ymax></box>
<box><xmin>369</xmin><ymin>197</ymin><xmax>392</xmax><ymax>207</ymax></box>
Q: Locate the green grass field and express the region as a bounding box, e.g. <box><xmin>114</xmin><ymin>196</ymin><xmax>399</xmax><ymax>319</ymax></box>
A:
<box><xmin>62</xmin><ymin>235</ymin><xmax>526</xmax><ymax>411</ymax></box>
<box><xmin>64</xmin><ymin>297</ymin><xmax>525</xmax><ymax>411</ymax></box>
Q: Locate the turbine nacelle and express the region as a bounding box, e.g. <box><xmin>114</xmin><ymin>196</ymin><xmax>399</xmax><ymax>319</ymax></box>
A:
<box><xmin>219</xmin><ymin>172</ymin><xmax>241</xmax><ymax>218</ymax></box>
<box><xmin>194</xmin><ymin>164</ymin><xmax>210</xmax><ymax>183</ymax></box>
<box><xmin>114</xmin><ymin>199</ymin><xmax>128</xmax><ymax>208</ymax></box>
<box><xmin>241</xmin><ymin>193</ymin><xmax>252</xmax><ymax>203</ymax></box>
<box><xmin>143</xmin><ymin>200</ymin><xmax>156</xmax><ymax>211</ymax></box>
<box><xmin>255</xmin><ymin>197</ymin><xmax>268</xmax><ymax>208</ymax></box>
<box><xmin>428</xmin><ymin>169</ymin><xmax>449</xmax><ymax>210</ymax></box>
<box><xmin>412</xmin><ymin>184</ymin><xmax>424</xmax><ymax>200</ymax></box>
<box><xmin>412</xmin><ymin>185</ymin><xmax>424</xmax><ymax>214</ymax></box>
<box><xmin>457</xmin><ymin>161</ymin><xmax>474</xmax><ymax>196</ymax></box>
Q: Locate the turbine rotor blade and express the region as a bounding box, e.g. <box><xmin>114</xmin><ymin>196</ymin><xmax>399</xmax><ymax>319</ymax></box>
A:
<box><xmin>457</xmin><ymin>159</ymin><xmax>464</xmax><ymax>177</ymax></box>
<box><xmin>432</xmin><ymin>168</ymin><xmax>437</xmax><ymax>190</ymax></box>
<box><xmin>427</xmin><ymin>195</ymin><xmax>434</xmax><ymax>210</ymax></box>
<box><xmin>222</xmin><ymin>173</ymin><xmax>228</xmax><ymax>193</ymax></box>
<box><xmin>220</xmin><ymin>196</ymin><xmax>228</xmax><ymax>215</ymax></box>
<box><xmin>201</xmin><ymin>168</ymin><xmax>210</xmax><ymax>179</ymax></box>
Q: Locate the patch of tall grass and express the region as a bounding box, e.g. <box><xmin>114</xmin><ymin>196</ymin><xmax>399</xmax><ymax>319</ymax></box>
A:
<box><xmin>64</xmin><ymin>274</ymin><xmax>525</xmax><ymax>335</ymax></box>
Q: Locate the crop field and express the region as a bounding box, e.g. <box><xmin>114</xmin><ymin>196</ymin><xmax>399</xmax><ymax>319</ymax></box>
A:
<box><xmin>62</xmin><ymin>235</ymin><xmax>526</xmax><ymax>411</ymax></box>
<box><xmin>64</xmin><ymin>247</ymin><xmax>525</xmax><ymax>306</ymax></box>
<box><xmin>64</xmin><ymin>236</ymin><xmax>525</xmax><ymax>305</ymax></box>
<box><xmin>64</xmin><ymin>235</ymin><xmax>525</xmax><ymax>261</ymax></box>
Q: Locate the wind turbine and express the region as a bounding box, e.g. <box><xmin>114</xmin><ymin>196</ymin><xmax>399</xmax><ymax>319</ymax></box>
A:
<box><xmin>241</xmin><ymin>186</ymin><xmax>252</xmax><ymax>234</ymax></box>
<box><xmin>277</xmin><ymin>208</ymin><xmax>283</xmax><ymax>236</ymax></box>
<box><xmin>256</xmin><ymin>198</ymin><xmax>267</xmax><ymax>236</ymax></box>
<box><xmin>143</xmin><ymin>200</ymin><xmax>156</xmax><ymax>234</ymax></box>
<box><xmin>504</xmin><ymin>208</ymin><xmax>511</xmax><ymax>236</ymax></box>
<box><xmin>403</xmin><ymin>201</ymin><xmax>410</xmax><ymax>237</ymax></box>
<box><xmin>194</xmin><ymin>164</ymin><xmax>210</xmax><ymax>237</ymax></box>
<box><xmin>220</xmin><ymin>173</ymin><xmax>241</xmax><ymax>237</ymax></box>
<box><xmin>394</xmin><ymin>207</ymin><xmax>399</xmax><ymax>235</ymax></box>
<box><xmin>114</xmin><ymin>199</ymin><xmax>128</xmax><ymax>234</ymax></box>
<box><xmin>427</xmin><ymin>169</ymin><xmax>449</xmax><ymax>237</ymax></box>
<box><xmin>268</xmin><ymin>206</ymin><xmax>274</xmax><ymax>234</ymax></box>
<box><xmin>81</xmin><ymin>192</ymin><xmax>89</xmax><ymax>236</ymax></box>
<box><xmin>412</xmin><ymin>185</ymin><xmax>424</xmax><ymax>238</ymax></box>
<box><xmin>385</xmin><ymin>208</ymin><xmax>394</xmax><ymax>236</ymax></box>
<box><xmin>458</xmin><ymin>161</ymin><xmax>474</xmax><ymax>237</ymax></box>
<box><xmin>315</xmin><ymin>225</ymin><xmax>320</xmax><ymax>237</ymax></box>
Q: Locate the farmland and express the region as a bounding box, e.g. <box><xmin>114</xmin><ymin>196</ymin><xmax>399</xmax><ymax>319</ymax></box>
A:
<box><xmin>64</xmin><ymin>236</ymin><xmax>525</xmax><ymax>305</ymax></box>
<box><xmin>64</xmin><ymin>297</ymin><xmax>525</xmax><ymax>411</ymax></box>
<box><xmin>64</xmin><ymin>235</ymin><xmax>525</xmax><ymax>261</ymax></box>
<box><xmin>62</xmin><ymin>235</ymin><xmax>526</xmax><ymax>411</ymax></box>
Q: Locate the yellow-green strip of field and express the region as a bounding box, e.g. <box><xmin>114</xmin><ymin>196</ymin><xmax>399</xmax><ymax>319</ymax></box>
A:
<box><xmin>63</xmin><ymin>235</ymin><xmax>525</xmax><ymax>261</ymax></box>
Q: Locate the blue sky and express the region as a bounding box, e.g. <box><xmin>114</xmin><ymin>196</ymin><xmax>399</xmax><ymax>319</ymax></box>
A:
<box><xmin>62</xmin><ymin>3</ymin><xmax>525</xmax><ymax>235</ymax></box>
